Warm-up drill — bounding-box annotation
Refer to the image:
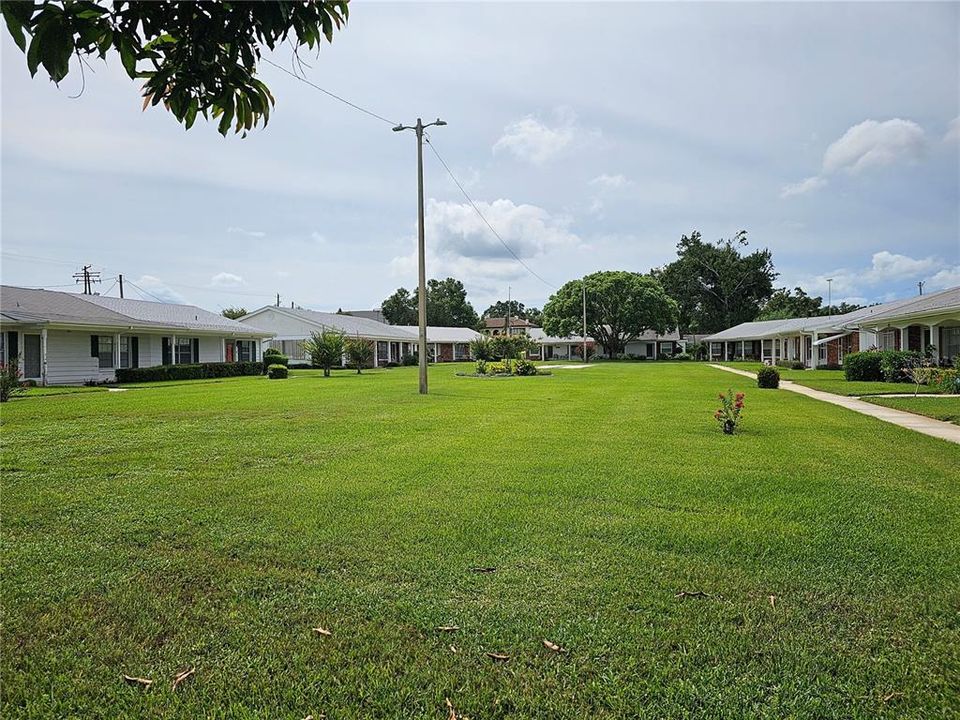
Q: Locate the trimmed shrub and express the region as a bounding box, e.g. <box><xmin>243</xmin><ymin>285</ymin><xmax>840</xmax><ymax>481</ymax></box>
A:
<box><xmin>487</xmin><ymin>360</ymin><xmax>512</xmax><ymax>375</ymax></box>
<box><xmin>475</xmin><ymin>359</ymin><xmax>488</xmax><ymax>375</ymax></box>
<box><xmin>267</xmin><ymin>364</ymin><xmax>288</xmax><ymax>379</ymax></box>
<box><xmin>400</xmin><ymin>353</ymin><xmax>418</xmax><ymax>367</ymax></box>
<box><xmin>263</xmin><ymin>347</ymin><xmax>282</xmax><ymax>358</ymax></box>
<box><xmin>791</xmin><ymin>361</ymin><xmax>805</xmax><ymax>370</ymax></box>
<box><xmin>672</xmin><ymin>352</ymin><xmax>692</xmax><ymax>361</ymax></box>
<box><xmin>843</xmin><ymin>351</ymin><xmax>883</xmax><ymax>381</ymax></box>
<box><xmin>820</xmin><ymin>363</ymin><xmax>843</xmax><ymax>371</ymax></box>
<box><xmin>879</xmin><ymin>350</ymin><xmax>922</xmax><ymax>383</ymax></box>
<box><xmin>116</xmin><ymin>361</ymin><xmax>263</xmax><ymax>383</ymax></box>
<box><xmin>930</xmin><ymin>368</ymin><xmax>960</xmax><ymax>394</ymax></box>
<box><xmin>514</xmin><ymin>357</ymin><xmax>538</xmax><ymax>376</ymax></box>
<box><xmin>757</xmin><ymin>366</ymin><xmax>780</xmax><ymax>389</ymax></box>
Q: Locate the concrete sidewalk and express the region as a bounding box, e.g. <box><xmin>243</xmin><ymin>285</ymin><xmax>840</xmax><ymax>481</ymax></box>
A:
<box><xmin>708</xmin><ymin>364</ymin><xmax>960</xmax><ymax>445</ymax></box>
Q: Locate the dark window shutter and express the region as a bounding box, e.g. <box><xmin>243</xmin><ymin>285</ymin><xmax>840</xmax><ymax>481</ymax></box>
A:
<box><xmin>91</xmin><ymin>335</ymin><xmax>99</xmax><ymax>357</ymax></box>
<box><xmin>131</xmin><ymin>337</ymin><xmax>139</xmax><ymax>368</ymax></box>
<box><xmin>162</xmin><ymin>337</ymin><xmax>171</xmax><ymax>365</ymax></box>
<box><xmin>192</xmin><ymin>338</ymin><xmax>199</xmax><ymax>363</ymax></box>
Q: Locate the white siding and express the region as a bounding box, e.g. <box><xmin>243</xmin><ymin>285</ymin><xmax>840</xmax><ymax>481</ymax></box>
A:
<box><xmin>45</xmin><ymin>329</ymin><xmax>101</xmax><ymax>385</ymax></box>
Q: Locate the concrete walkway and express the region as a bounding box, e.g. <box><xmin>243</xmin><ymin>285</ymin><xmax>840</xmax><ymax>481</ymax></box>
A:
<box><xmin>708</xmin><ymin>364</ymin><xmax>960</xmax><ymax>445</ymax></box>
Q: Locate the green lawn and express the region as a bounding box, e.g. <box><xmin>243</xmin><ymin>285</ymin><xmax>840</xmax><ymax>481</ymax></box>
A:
<box><xmin>2</xmin><ymin>363</ymin><xmax>959</xmax><ymax>719</ymax></box>
<box><xmin>716</xmin><ymin>362</ymin><xmax>941</xmax><ymax>395</ymax></box>
<box><xmin>863</xmin><ymin>396</ymin><xmax>960</xmax><ymax>425</ymax></box>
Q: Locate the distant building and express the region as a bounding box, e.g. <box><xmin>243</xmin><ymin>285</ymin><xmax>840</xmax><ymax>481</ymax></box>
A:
<box><xmin>341</xmin><ymin>308</ymin><xmax>387</xmax><ymax>324</ymax></box>
<box><xmin>483</xmin><ymin>317</ymin><xmax>535</xmax><ymax>336</ymax></box>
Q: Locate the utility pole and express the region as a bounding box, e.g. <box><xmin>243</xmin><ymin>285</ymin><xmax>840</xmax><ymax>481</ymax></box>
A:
<box><xmin>393</xmin><ymin>116</ymin><xmax>447</xmax><ymax>395</ymax></box>
<box><xmin>276</xmin><ymin>293</ymin><xmax>281</xmax><ymax>307</ymax></box>
<box><xmin>918</xmin><ymin>280</ymin><xmax>925</xmax><ymax>296</ymax></box>
<box><xmin>582</xmin><ymin>280</ymin><xmax>588</xmax><ymax>363</ymax></box>
<box><xmin>826</xmin><ymin>278</ymin><xmax>833</xmax><ymax>322</ymax></box>
<box><xmin>119</xmin><ymin>274</ymin><xmax>124</xmax><ymax>299</ymax></box>
<box><xmin>505</xmin><ymin>286</ymin><xmax>511</xmax><ymax>339</ymax></box>
<box><xmin>72</xmin><ymin>265</ymin><xmax>101</xmax><ymax>294</ymax></box>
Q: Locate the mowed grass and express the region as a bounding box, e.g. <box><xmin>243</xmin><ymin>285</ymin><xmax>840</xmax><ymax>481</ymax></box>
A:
<box><xmin>2</xmin><ymin>363</ymin><xmax>959</xmax><ymax>719</ymax></box>
<box><xmin>716</xmin><ymin>362</ymin><xmax>942</xmax><ymax>395</ymax></box>
<box><xmin>863</xmin><ymin>396</ymin><xmax>960</xmax><ymax>425</ymax></box>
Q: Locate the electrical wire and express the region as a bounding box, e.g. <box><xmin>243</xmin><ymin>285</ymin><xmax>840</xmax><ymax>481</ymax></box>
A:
<box><xmin>124</xmin><ymin>280</ymin><xmax>167</xmax><ymax>303</ymax></box>
<box><xmin>424</xmin><ymin>135</ymin><xmax>558</xmax><ymax>289</ymax></box>
<box><xmin>261</xmin><ymin>57</ymin><xmax>397</xmax><ymax>127</ymax></box>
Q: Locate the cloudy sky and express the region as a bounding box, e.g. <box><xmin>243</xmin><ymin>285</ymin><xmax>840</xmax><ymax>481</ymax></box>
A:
<box><xmin>2</xmin><ymin>2</ymin><xmax>958</xmax><ymax>314</ymax></box>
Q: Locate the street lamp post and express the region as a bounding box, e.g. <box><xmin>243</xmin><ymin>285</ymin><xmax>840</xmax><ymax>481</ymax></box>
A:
<box><xmin>393</xmin><ymin>117</ymin><xmax>446</xmax><ymax>395</ymax></box>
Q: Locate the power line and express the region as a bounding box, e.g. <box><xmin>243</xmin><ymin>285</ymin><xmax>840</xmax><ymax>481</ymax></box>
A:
<box><xmin>124</xmin><ymin>280</ymin><xmax>167</xmax><ymax>303</ymax></box>
<box><xmin>261</xmin><ymin>57</ymin><xmax>397</xmax><ymax>126</ymax></box>
<box><xmin>423</xmin><ymin>135</ymin><xmax>558</xmax><ymax>289</ymax></box>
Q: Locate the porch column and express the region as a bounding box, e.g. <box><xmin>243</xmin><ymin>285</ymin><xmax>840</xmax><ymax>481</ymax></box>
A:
<box><xmin>373</xmin><ymin>341</ymin><xmax>379</xmax><ymax>367</ymax></box>
<box><xmin>899</xmin><ymin>325</ymin><xmax>910</xmax><ymax>351</ymax></box>
<box><xmin>40</xmin><ymin>328</ymin><xmax>48</xmax><ymax>386</ymax></box>
<box><xmin>724</xmin><ymin>342</ymin><xmax>729</xmax><ymax>361</ymax></box>
<box><xmin>172</xmin><ymin>334</ymin><xmax>177</xmax><ymax>364</ymax></box>
<box><xmin>928</xmin><ymin>324</ymin><xmax>939</xmax><ymax>359</ymax></box>
<box><xmin>772</xmin><ymin>337</ymin><xmax>778</xmax><ymax>365</ymax></box>
<box><xmin>114</xmin><ymin>332</ymin><xmax>121</xmax><ymax>373</ymax></box>
<box><xmin>811</xmin><ymin>332</ymin><xmax>819</xmax><ymax>368</ymax></box>
<box><xmin>741</xmin><ymin>340</ymin><xmax>745</xmax><ymax>360</ymax></box>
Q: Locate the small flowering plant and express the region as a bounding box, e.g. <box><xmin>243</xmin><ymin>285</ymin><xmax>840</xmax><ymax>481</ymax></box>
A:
<box><xmin>714</xmin><ymin>389</ymin><xmax>745</xmax><ymax>434</ymax></box>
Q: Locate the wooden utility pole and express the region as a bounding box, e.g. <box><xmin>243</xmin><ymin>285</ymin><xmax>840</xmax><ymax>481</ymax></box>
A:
<box><xmin>119</xmin><ymin>274</ymin><xmax>124</xmax><ymax>299</ymax></box>
<box><xmin>393</xmin><ymin>116</ymin><xmax>447</xmax><ymax>395</ymax></box>
<box><xmin>72</xmin><ymin>265</ymin><xmax>101</xmax><ymax>294</ymax></box>
<box><xmin>582</xmin><ymin>280</ymin><xmax>588</xmax><ymax>363</ymax></box>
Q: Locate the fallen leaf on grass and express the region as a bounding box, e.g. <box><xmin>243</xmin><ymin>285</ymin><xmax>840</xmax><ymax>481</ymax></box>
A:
<box><xmin>469</xmin><ymin>567</ymin><xmax>497</xmax><ymax>574</ymax></box>
<box><xmin>171</xmin><ymin>667</ymin><xmax>195</xmax><ymax>691</ymax></box>
<box><xmin>485</xmin><ymin>652</ymin><xmax>510</xmax><ymax>661</ymax></box>
<box><xmin>445</xmin><ymin>697</ymin><xmax>457</xmax><ymax>720</ymax></box>
<box><xmin>883</xmin><ymin>691</ymin><xmax>903</xmax><ymax>703</ymax></box>
<box><xmin>436</xmin><ymin>625</ymin><xmax>460</xmax><ymax>632</ymax></box>
<box><xmin>449</xmin><ymin>645</ymin><xmax>458</xmax><ymax>653</ymax></box>
<box><xmin>122</xmin><ymin>674</ymin><xmax>153</xmax><ymax>689</ymax></box>
<box><xmin>675</xmin><ymin>590</ymin><xmax>710</xmax><ymax>599</ymax></box>
<box><xmin>768</xmin><ymin>595</ymin><xmax>777</xmax><ymax>609</ymax></box>
<box><xmin>313</xmin><ymin>627</ymin><xmax>332</xmax><ymax>637</ymax></box>
<box><xmin>542</xmin><ymin>639</ymin><xmax>568</xmax><ymax>653</ymax></box>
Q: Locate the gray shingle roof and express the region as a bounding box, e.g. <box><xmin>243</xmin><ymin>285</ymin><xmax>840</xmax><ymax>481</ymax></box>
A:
<box><xmin>854</xmin><ymin>286</ymin><xmax>960</xmax><ymax>324</ymax></box>
<box><xmin>0</xmin><ymin>286</ymin><xmax>269</xmax><ymax>336</ymax></box>
<box><xmin>242</xmin><ymin>306</ymin><xmax>417</xmax><ymax>340</ymax></box>
<box><xmin>395</xmin><ymin>326</ymin><xmax>483</xmax><ymax>343</ymax></box>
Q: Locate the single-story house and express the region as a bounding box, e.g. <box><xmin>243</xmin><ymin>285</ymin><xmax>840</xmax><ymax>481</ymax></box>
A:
<box><xmin>622</xmin><ymin>329</ymin><xmax>685</xmax><ymax>358</ymax></box>
<box><xmin>238</xmin><ymin>306</ymin><xmax>482</xmax><ymax>365</ymax></box>
<box><xmin>526</xmin><ymin>328</ymin><xmax>595</xmax><ymax>360</ymax></box>
<box><xmin>703</xmin><ymin>285</ymin><xmax>960</xmax><ymax>366</ymax></box>
<box><xmin>394</xmin><ymin>326</ymin><xmax>483</xmax><ymax>362</ymax></box>
<box><xmin>0</xmin><ymin>286</ymin><xmax>272</xmax><ymax>385</ymax></box>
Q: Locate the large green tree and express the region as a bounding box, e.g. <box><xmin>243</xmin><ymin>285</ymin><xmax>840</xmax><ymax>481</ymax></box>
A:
<box><xmin>481</xmin><ymin>300</ymin><xmax>542</xmax><ymax>326</ymax></box>
<box><xmin>654</xmin><ymin>231</ymin><xmax>777</xmax><ymax>334</ymax></box>
<box><xmin>221</xmin><ymin>306</ymin><xmax>247</xmax><ymax>320</ymax></box>
<box><xmin>757</xmin><ymin>287</ymin><xmax>823</xmax><ymax>320</ymax></box>
<box><xmin>381</xmin><ymin>278</ymin><xmax>479</xmax><ymax>328</ymax></box>
<box><xmin>542</xmin><ymin>271</ymin><xmax>678</xmax><ymax>358</ymax></box>
<box><xmin>2</xmin><ymin>1</ymin><xmax>348</xmax><ymax>135</ymax></box>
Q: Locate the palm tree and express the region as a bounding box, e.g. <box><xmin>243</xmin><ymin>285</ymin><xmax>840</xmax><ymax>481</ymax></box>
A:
<box><xmin>301</xmin><ymin>330</ymin><xmax>345</xmax><ymax>377</ymax></box>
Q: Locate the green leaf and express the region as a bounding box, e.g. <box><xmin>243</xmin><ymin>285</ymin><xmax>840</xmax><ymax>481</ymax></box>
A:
<box><xmin>117</xmin><ymin>36</ymin><xmax>136</xmax><ymax>77</ymax></box>
<box><xmin>2</xmin><ymin>4</ymin><xmax>27</xmax><ymax>52</ymax></box>
<box><xmin>184</xmin><ymin>98</ymin><xmax>198</xmax><ymax>130</ymax></box>
<box><xmin>26</xmin><ymin>29</ymin><xmax>42</xmax><ymax>77</ymax></box>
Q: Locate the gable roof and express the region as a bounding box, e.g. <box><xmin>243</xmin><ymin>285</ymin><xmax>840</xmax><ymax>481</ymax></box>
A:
<box><xmin>484</xmin><ymin>317</ymin><xmax>535</xmax><ymax>329</ymax></box>
<box><xmin>240</xmin><ymin>305</ymin><xmax>417</xmax><ymax>340</ymax></box>
<box><xmin>0</xmin><ymin>286</ymin><xmax>269</xmax><ymax>336</ymax></box>
<box><xmin>855</xmin><ymin>286</ymin><xmax>960</xmax><ymax>325</ymax></box>
<box><xmin>395</xmin><ymin>326</ymin><xmax>483</xmax><ymax>343</ymax></box>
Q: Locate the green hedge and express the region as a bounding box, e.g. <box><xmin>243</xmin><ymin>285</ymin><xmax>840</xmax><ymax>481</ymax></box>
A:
<box><xmin>757</xmin><ymin>366</ymin><xmax>780</xmax><ymax>389</ymax></box>
<box><xmin>879</xmin><ymin>350</ymin><xmax>922</xmax><ymax>383</ymax></box>
<box><xmin>116</xmin><ymin>361</ymin><xmax>263</xmax><ymax>383</ymax></box>
<box><xmin>843</xmin><ymin>351</ymin><xmax>883</xmax><ymax>381</ymax></box>
<box><xmin>267</xmin><ymin>364</ymin><xmax>288</xmax><ymax>379</ymax></box>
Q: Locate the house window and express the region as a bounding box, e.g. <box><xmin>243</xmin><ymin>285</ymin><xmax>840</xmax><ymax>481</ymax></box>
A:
<box><xmin>818</xmin><ymin>343</ymin><xmax>827</xmax><ymax>362</ymax></box>
<box><xmin>943</xmin><ymin>327</ymin><xmax>960</xmax><ymax>361</ymax></box>
<box><xmin>176</xmin><ymin>337</ymin><xmax>197</xmax><ymax>364</ymax></box>
<box><xmin>878</xmin><ymin>330</ymin><xmax>896</xmax><ymax>351</ymax></box>
<box><xmin>98</xmin><ymin>335</ymin><xmax>114</xmax><ymax>369</ymax></box>
<box><xmin>237</xmin><ymin>340</ymin><xmax>252</xmax><ymax>362</ymax></box>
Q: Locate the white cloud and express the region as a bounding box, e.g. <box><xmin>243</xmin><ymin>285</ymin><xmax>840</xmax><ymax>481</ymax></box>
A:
<box><xmin>390</xmin><ymin>197</ymin><xmax>578</xmax><ymax>286</ymax></box>
<box><xmin>589</xmin><ymin>173</ymin><xmax>630</xmax><ymax>190</ymax></box>
<box><xmin>944</xmin><ymin>116</ymin><xmax>960</xmax><ymax>144</ymax></box>
<box><xmin>493</xmin><ymin>108</ymin><xmax>598</xmax><ymax>164</ymax></box>
<box><xmin>310</xmin><ymin>232</ymin><xmax>327</xmax><ymax>244</ymax></box>
<box><xmin>927</xmin><ymin>266</ymin><xmax>960</xmax><ymax>291</ymax></box>
<box><xmin>227</xmin><ymin>227</ymin><xmax>266</xmax><ymax>238</ymax></box>
<box><xmin>782</xmin><ymin>118</ymin><xmax>926</xmax><ymax>200</ymax></box>
<box><xmin>780</xmin><ymin>175</ymin><xmax>828</xmax><ymax>198</ymax></box>
<box><xmin>210</xmin><ymin>272</ymin><xmax>244</xmax><ymax>288</ymax></box>
<box><xmin>132</xmin><ymin>275</ymin><xmax>186</xmax><ymax>304</ymax></box>
<box><xmin>822</xmin><ymin>118</ymin><xmax>926</xmax><ymax>175</ymax></box>
<box><xmin>798</xmin><ymin>250</ymin><xmax>942</xmax><ymax>297</ymax></box>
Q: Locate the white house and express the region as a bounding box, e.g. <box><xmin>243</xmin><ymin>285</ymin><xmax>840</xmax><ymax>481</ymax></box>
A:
<box><xmin>238</xmin><ymin>306</ymin><xmax>482</xmax><ymax>365</ymax></box>
<box><xmin>526</xmin><ymin>328</ymin><xmax>595</xmax><ymax>360</ymax></box>
<box><xmin>703</xmin><ymin>285</ymin><xmax>960</xmax><ymax>366</ymax></box>
<box><xmin>0</xmin><ymin>286</ymin><xmax>272</xmax><ymax>385</ymax></box>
